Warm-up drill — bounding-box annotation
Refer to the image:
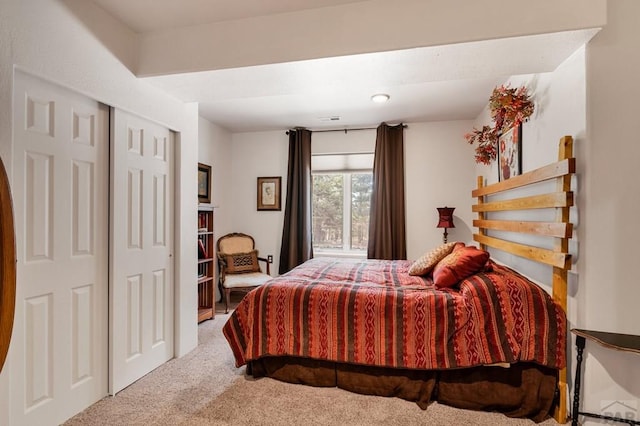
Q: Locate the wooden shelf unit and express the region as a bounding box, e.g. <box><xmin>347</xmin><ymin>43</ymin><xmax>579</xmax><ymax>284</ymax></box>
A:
<box><xmin>197</xmin><ymin>206</ymin><xmax>215</xmax><ymax>322</ymax></box>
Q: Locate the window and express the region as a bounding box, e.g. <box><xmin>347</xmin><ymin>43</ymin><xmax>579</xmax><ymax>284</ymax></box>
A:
<box><xmin>312</xmin><ymin>171</ymin><xmax>372</xmax><ymax>254</ymax></box>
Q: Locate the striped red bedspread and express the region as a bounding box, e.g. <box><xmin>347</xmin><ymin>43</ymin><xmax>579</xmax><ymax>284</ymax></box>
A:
<box><xmin>223</xmin><ymin>257</ymin><xmax>566</xmax><ymax>371</ymax></box>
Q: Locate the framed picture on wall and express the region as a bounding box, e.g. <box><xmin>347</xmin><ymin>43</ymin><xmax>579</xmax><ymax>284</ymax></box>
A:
<box><xmin>257</xmin><ymin>176</ymin><xmax>281</xmax><ymax>211</ymax></box>
<box><xmin>198</xmin><ymin>163</ymin><xmax>212</xmax><ymax>204</ymax></box>
<box><xmin>498</xmin><ymin>124</ymin><xmax>522</xmax><ymax>181</ymax></box>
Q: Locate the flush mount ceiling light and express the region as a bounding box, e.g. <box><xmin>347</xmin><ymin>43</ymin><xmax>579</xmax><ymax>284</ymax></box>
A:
<box><xmin>371</xmin><ymin>93</ymin><xmax>390</xmax><ymax>103</ymax></box>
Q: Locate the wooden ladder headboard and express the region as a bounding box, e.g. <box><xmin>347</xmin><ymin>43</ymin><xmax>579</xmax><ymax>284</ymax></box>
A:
<box><xmin>0</xmin><ymin>156</ymin><xmax>16</xmax><ymax>374</ymax></box>
<box><xmin>472</xmin><ymin>136</ymin><xmax>575</xmax><ymax>423</ymax></box>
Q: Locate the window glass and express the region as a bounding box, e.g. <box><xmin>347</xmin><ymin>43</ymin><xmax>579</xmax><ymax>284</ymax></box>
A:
<box><xmin>351</xmin><ymin>173</ymin><xmax>372</xmax><ymax>251</ymax></box>
<box><xmin>312</xmin><ymin>171</ymin><xmax>372</xmax><ymax>253</ymax></box>
<box><xmin>312</xmin><ymin>174</ymin><xmax>343</xmax><ymax>250</ymax></box>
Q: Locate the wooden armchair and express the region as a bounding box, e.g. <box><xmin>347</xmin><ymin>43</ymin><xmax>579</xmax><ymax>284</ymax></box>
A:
<box><xmin>217</xmin><ymin>232</ymin><xmax>272</xmax><ymax>314</ymax></box>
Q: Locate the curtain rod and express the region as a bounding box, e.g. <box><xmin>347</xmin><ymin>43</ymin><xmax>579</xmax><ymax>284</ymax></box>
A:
<box><xmin>286</xmin><ymin>124</ymin><xmax>407</xmax><ymax>135</ymax></box>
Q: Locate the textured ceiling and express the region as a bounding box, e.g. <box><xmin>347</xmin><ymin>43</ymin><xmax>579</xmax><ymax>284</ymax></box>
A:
<box><xmin>89</xmin><ymin>0</ymin><xmax>365</xmax><ymax>33</ymax></box>
<box><xmin>143</xmin><ymin>30</ymin><xmax>597</xmax><ymax>132</ymax></box>
<box><xmin>87</xmin><ymin>0</ymin><xmax>598</xmax><ymax>132</ymax></box>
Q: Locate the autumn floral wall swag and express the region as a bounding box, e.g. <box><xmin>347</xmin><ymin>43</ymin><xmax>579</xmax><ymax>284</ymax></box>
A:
<box><xmin>464</xmin><ymin>84</ymin><xmax>534</xmax><ymax>165</ymax></box>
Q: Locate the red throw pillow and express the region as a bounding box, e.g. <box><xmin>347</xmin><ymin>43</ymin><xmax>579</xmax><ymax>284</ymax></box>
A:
<box><xmin>432</xmin><ymin>245</ymin><xmax>490</xmax><ymax>288</ymax></box>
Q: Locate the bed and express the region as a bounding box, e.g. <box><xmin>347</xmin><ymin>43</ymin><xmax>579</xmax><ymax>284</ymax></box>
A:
<box><xmin>223</xmin><ymin>136</ymin><xmax>575</xmax><ymax>423</ymax></box>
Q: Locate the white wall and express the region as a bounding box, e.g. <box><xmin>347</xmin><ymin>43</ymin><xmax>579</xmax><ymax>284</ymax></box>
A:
<box><xmin>230</xmin><ymin>131</ymin><xmax>290</xmax><ymax>274</ymax></box>
<box><xmin>0</xmin><ymin>1</ymin><xmax>199</xmax><ymax>424</ymax></box>
<box><xmin>225</xmin><ymin>128</ymin><xmax>381</xmax><ymax>271</ymax></box>
<box><xmin>405</xmin><ymin>121</ymin><xmax>477</xmax><ymax>259</ymax></box>
<box><xmin>472</xmin><ymin>47</ymin><xmax>587</xmax><ymax>289</ymax></box>
<box><xmin>198</xmin><ymin>118</ymin><xmax>233</xmax><ymax>300</ymax></box>
<box><xmin>225</xmin><ymin>123</ymin><xmax>477</xmax><ymax>270</ymax></box>
<box><xmin>581</xmin><ymin>0</ymin><xmax>640</xmax><ymax>421</ymax></box>
<box><xmin>476</xmin><ymin>50</ymin><xmax>587</xmax><ymax>186</ymax></box>
<box><xmin>311</xmin><ymin>129</ymin><xmax>376</xmax><ymax>155</ymax></box>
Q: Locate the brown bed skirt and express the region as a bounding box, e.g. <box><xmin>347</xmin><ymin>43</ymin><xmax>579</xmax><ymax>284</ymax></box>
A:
<box><xmin>248</xmin><ymin>356</ymin><xmax>558</xmax><ymax>423</ymax></box>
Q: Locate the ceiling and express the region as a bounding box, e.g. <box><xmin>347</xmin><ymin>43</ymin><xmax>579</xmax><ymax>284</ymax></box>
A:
<box><xmin>88</xmin><ymin>0</ymin><xmax>598</xmax><ymax>133</ymax></box>
<box><xmin>89</xmin><ymin>0</ymin><xmax>367</xmax><ymax>34</ymax></box>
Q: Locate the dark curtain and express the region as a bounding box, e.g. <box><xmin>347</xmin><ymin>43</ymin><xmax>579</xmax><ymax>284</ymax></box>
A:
<box><xmin>367</xmin><ymin>123</ymin><xmax>407</xmax><ymax>260</ymax></box>
<box><xmin>279</xmin><ymin>129</ymin><xmax>313</xmax><ymax>274</ymax></box>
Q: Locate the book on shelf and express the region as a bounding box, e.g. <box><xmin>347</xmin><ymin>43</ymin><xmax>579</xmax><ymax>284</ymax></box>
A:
<box><xmin>198</xmin><ymin>212</ymin><xmax>211</xmax><ymax>230</ymax></box>
<box><xmin>198</xmin><ymin>239</ymin><xmax>208</xmax><ymax>259</ymax></box>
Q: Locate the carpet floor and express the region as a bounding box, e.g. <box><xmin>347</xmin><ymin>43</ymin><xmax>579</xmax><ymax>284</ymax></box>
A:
<box><xmin>64</xmin><ymin>301</ymin><xmax>560</xmax><ymax>426</ymax></box>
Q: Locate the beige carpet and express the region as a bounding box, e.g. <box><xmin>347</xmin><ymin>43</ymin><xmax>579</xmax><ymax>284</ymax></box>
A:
<box><xmin>65</xmin><ymin>300</ymin><xmax>560</xmax><ymax>426</ymax></box>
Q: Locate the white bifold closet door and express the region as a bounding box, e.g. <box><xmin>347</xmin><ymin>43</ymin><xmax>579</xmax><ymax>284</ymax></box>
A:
<box><xmin>109</xmin><ymin>108</ymin><xmax>174</xmax><ymax>394</ymax></box>
<box><xmin>11</xmin><ymin>71</ymin><xmax>109</xmax><ymax>425</ymax></box>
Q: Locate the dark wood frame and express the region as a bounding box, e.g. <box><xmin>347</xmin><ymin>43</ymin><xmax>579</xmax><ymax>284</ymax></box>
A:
<box><xmin>257</xmin><ymin>176</ymin><xmax>281</xmax><ymax>211</ymax></box>
<box><xmin>0</xmin><ymin>157</ymin><xmax>16</xmax><ymax>373</ymax></box>
<box><xmin>498</xmin><ymin>123</ymin><xmax>523</xmax><ymax>181</ymax></box>
<box><xmin>198</xmin><ymin>162</ymin><xmax>212</xmax><ymax>204</ymax></box>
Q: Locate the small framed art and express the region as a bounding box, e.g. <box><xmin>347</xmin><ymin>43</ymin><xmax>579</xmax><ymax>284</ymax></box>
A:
<box><xmin>198</xmin><ymin>163</ymin><xmax>212</xmax><ymax>204</ymax></box>
<box><xmin>498</xmin><ymin>124</ymin><xmax>522</xmax><ymax>181</ymax></box>
<box><xmin>257</xmin><ymin>176</ymin><xmax>281</xmax><ymax>211</ymax></box>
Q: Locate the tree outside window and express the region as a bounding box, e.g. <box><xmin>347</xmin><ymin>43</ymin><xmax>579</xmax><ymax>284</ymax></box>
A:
<box><xmin>312</xmin><ymin>172</ymin><xmax>372</xmax><ymax>253</ymax></box>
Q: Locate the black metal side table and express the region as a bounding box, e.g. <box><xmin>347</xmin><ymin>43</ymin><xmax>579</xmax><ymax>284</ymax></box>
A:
<box><xmin>571</xmin><ymin>329</ymin><xmax>640</xmax><ymax>426</ymax></box>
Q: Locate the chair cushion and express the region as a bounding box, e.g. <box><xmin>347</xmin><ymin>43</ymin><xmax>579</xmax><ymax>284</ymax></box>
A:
<box><xmin>222</xmin><ymin>250</ymin><xmax>260</xmax><ymax>274</ymax></box>
<box><xmin>222</xmin><ymin>272</ymin><xmax>272</xmax><ymax>289</ymax></box>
